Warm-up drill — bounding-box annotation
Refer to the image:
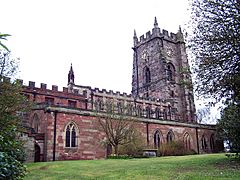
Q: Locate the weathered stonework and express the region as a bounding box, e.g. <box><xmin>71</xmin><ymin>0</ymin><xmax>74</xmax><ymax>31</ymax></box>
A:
<box><xmin>20</xmin><ymin>18</ymin><xmax>223</xmax><ymax>162</ymax></box>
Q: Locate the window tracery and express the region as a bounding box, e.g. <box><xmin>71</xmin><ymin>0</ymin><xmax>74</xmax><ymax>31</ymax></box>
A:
<box><xmin>65</xmin><ymin>122</ymin><xmax>78</xmax><ymax>148</ymax></box>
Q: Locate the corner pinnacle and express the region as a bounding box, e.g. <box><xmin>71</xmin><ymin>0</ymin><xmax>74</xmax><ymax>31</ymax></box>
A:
<box><xmin>154</xmin><ymin>17</ymin><xmax>158</xmax><ymax>28</ymax></box>
<box><xmin>134</xmin><ymin>29</ymin><xmax>137</xmax><ymax>38</ymax></box>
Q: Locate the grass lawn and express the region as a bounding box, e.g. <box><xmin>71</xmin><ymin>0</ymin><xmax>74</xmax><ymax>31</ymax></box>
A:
<box><xmin>24</xmin><ymin>153</ymin><xmax>240</xmax><ymax>180</ymax></box>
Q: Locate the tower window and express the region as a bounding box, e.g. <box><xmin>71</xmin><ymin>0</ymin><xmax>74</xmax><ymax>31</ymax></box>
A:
<box><xmin>167</xmin><ymin>65</ymin><xmax>173</xmax><ymax>81</ymax></box>
<box><xmin>144</xmin><ymin>66</ymin><xmax>151</xmax><ymax>84</ymax></box>
<box><xmin>166</xmin><ymin>63</ymin><xmax>175</xmax><ymax>81</ymax></box>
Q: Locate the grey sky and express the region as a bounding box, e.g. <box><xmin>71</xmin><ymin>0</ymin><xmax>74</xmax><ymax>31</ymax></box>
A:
<box><xmin>1</xmin><ymin>0</ymin><xmax>190</xmax><ymax>93</ymax></box>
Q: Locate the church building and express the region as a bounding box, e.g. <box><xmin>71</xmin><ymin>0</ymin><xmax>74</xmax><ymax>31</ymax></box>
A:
<box><xmin>20</xmin><ymin>18</ymin><xmax>222</xmax><ymax>162</ymax></box>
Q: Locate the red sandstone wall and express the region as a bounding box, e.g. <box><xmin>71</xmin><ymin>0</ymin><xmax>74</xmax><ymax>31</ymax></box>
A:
<box><xmin>23</xmin><ymin>85</ymin><xmax>219</xmax><ymax>161</ymax></box>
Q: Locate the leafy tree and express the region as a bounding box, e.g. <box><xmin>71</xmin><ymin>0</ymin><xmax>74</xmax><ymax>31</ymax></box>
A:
<box><xmin>0</xmin><ymin>33</ymin><xmax>11</xmax><ymax>51</ymax></box>
<box><xmin>217</xmin><ymin>104</ymin><xmax>240</xmax><ymax>153</ymax></box>
<box><xmin>196</xmin><ymin>105</ymin><xmax>211</xmax><ymax>123</ymax></box>
<box><xmin>189</xmin><ymin>0</ymin><xmax>240</xmax><ymax>153</ymax></box>
<box><xmin>0</xmin><ymin>50</ymin><xmax>29</xmax><ymax>179</ymax></box>
<box><xmin>189</xmin><ymin>0</ymin><xmax>240</xmax><ymax>103</ymax></box>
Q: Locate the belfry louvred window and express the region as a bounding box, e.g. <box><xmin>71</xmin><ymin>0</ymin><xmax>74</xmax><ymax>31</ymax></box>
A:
<box><xmin>144</xmin><ymin>66</ymin><xmax>151</xmax><ymax>84</ymax></box>
<box><xmin>65</xmin><ymin>123</ymin><xmax>77</xmax><ymax>147</ymax></box>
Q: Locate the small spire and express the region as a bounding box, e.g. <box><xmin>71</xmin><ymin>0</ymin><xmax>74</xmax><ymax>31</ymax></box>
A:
<box><xmin>68</xmin><ymin>63</ymin><xmax>75</xmax><ymax>84</ymax></box>
<box><xmin>134</xmin><ymin>29</ymin><xmax>137</xmax><ymax>38</ymax></box>
<box><xmin>154</xmin><ymin>17</ymin><xmax>158</xmax><ymax>28</ymax></box>
<box><xmin>178</xmin><ymin>25</ymin><xmax>182</xmax><ymax>33</ymax></box>
<box><xmin>133</xmin><ymin>29</ymin><xmax>138</xmax><ymax>46</ymax></box>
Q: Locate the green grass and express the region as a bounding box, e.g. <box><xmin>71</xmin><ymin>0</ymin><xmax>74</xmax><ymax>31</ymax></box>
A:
<box><xmin>24</xmin><ymin>154</ymin><xmax>240</xmax><ymax>180</ymax></box>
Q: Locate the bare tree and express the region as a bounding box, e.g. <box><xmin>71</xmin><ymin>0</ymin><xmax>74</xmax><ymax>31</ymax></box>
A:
<box><xmin>97</xmin><ymin>104</ymin><xmax>140</xmax><ymax>156</ymax></box>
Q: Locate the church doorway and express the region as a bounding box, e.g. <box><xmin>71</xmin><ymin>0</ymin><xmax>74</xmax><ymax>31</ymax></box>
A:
<box><xmin>34</xmin><ymin>143</ymin><xmax>41</xmax><ymax>162</ymax></box>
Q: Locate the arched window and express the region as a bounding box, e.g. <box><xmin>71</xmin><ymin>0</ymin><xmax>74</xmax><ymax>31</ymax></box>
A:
<box><xmin>65</xmin><ymin>122</ymin><xmax>78</xmax><ymax>148</ymax></box>
<box><xmin>32</xmin><ymin>113</ymin><xmax>39</xmax><ymax>133</ymax></box>
<box><xmin>201</xmin><ymin>135</ymin><xmax>207</xmax><ymax>151</ymax></box>
<box><xmin>210</xmin><ymin>134</ymin><xmax>215</xmax><ymax>152</ymax></box>
<box><xmin>163</xmin><ymin>109</ymin><xmax>168</xmax><ymax>120</ymax></box>
<box><xmin>144</xmin><ymin>66</ymin><xmax>151</xmax><ymax>84</ymax></box>
<box><xmin>94</xmin><ymin>99</ymin><xmax>104</xmax><ymax>112</ymax></box>
<box><xmin>99</xmin><ymin>100</ymin><xmax>104</xmax><ymax>111</ymax></box>
<box><xmin>106</xmin><ymin>100</ymin><xmax>113</xmax><ymax>113</ymax></box>
<box><xmin>167</xmin><ymin>130</ymin><xmax>174</xmax><ymax>143</ymax></box>
<box><xmin>137</xmin><ymin>105</ymin><xmax>142</xmax><ymax>117</ymax></box>
<box><xmin>126</xmin><ymin>104</ymin><xmax>133</xmax><ymax>116</ymax></box>
<box><xmin>146</xmin><ymin>106</ymin><xmax>151</xmax><ymax>118</ymax></box>
<box><xmin>166</xmin><ymin>63</ymin><xmax>175</xmax><ymax>81</ymax></box>
<box><xmin>168</xmin><ymin>105</ymin><xmax>172</xmax><ymax>120</ymax></box>
<box><xmin>117</xmin><ymin>101</ymin><xmax>124</xmax><ymax>114</ymax></box>
<box><xmin>154</xmin><ymin>130</ymin><xmax>162</xmax><ymax>148</ymax></box>
<box><xmin>183</xmin><ymin>133</ymin><xmax>191</xmax><ymax>150</ymax></box>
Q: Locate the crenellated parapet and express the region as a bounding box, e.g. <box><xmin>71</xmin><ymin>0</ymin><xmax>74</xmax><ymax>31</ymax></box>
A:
<box><xmin>135</xmin><ymin>29</ymin><xmax>178</xmax><ymax>47</ymax></box>
<box><xmin>88</xmin><ymin>88</ymin><xmax>179</xmax><ymax>121</ymax></box>
<box><xmin>18</xmin><ymin>79</ymin><xmax>71</xmax><ymax>94</ymax></box>
<box><xmin>133</xmin><ymin>17</ymin><xmax>184</xmax><ymax>48</ymax></box>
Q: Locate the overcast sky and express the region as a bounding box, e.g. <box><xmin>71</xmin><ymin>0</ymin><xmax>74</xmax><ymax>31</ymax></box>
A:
<box><xmin>1</xmin><ymin>0</ymin><xmax>191</xmax><ymax>93</ymax></box>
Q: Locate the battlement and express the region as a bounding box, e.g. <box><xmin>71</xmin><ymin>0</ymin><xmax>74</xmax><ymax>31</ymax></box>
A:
<box><xmin>14</xmin><ymin>78</ymin><xmax>170</xmax><ymax>105</ymax></box>
<box><xmin>16</xmin><ymin>79</ymin><xmax>72</xmax><ymax>94</ymax></box>
<box><xmin>90</xmin><ymin>86</ymin><xmax>172</xmax><ymax>105</ymax></box>
<box><xmin>91</xmin><ymin>87</ymin><xmax>132</xmax><ymax>98</ymax></box>
<box><xmin>133</xmin><ymin>17</ymin><xmax>183</xmax><ymax>47</ymax></box>
<box><xmin>134</xmin><ymin>27</ymin><xmax>178</xmax><ymax>47</ymax></box>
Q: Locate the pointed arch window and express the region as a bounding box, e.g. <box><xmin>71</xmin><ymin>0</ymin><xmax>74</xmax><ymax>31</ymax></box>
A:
<box><xmin>155</xmin><ymin>107</ymin><xmax>160</xmax><ymax>119</ymax></box>
<box><xmin>137</xmin><ymin>105</ymin><xmax>142</xmax><ymax>117</ymax></box>
<box><xmin>166</xmin><ymin>63</ymin><xmax>175</xmax><ymax>81</ymax></box>
<box><xmin>146</xmin><ymin>106</ymin><xmax>151</xmax><ymax>118</ymax></box>
<box><xmin>94</xmin><ymin>99</ymin><xmax>104</xmax><ymax>112</ymax></box>
<box><xmin>154</xmin><ymin>130</ymin><xmax>161</xmax><ymax>148</ymax></box>
<box><xmin>168</xmin><ymin>105</ymin><xmax>172</xmax><ymax>120</ymax></box>
<box><xmin>117</xmin><ymin>101</ymin><xmax>124</xmax><ymax>114</ymax></box>
<box><xmin>65</xmin><ymin>123</ymin><xmax>78</xmax><ymax>148</ymax></box>
<box><xmin>163</xmin><ymin>109</ymin><xmax>168</xmax><ymax>120</ymax></box>
<box><xmin>167</xmin><ymin>130</ymin><xmax>174</xmax><ymax>143</ymax></box>
<box><xmin>144</xmin><ymin>66</ymin><xmax>151</xmax><ymax>84</ymax></box>
<box><xmin>183</xmin><ymin>133</ymin><xmax>191</xmax><ymax>150</ymax></box>
<box><xmin>126</xmin><ymin>104</ymin><xmax>133</xmax><ymax>116</ymax></box>
<box><xmin>201</xmin><ymin>135</ymin><xmax>207</xmax><ymax>151</ymax></box>
<box><xmin>32</xmin><ymin>113</ymin><xmax>40</xmax><ymax>133</ymax></box>
<box><xmin>210</xmin><ymin>134</ymin><xmax>215</xmax><ymax>152</ymax></box>
<box><xmin>106</xmin><ymin>100</ymin><xmax>114</xmax><ymax>113</ymax></box>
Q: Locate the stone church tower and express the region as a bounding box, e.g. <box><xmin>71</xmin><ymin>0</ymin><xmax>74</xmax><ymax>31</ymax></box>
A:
<box><xmin>132</xmin><ymin>17</ymin><xmax>196</xmax><ymax>122</ymax></box>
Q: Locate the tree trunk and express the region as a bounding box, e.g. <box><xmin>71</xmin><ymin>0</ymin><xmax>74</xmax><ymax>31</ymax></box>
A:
<box><xmin>114</xmin><ymin>145</ymin><xmax>119</xmax><ymax>156</ymax></box>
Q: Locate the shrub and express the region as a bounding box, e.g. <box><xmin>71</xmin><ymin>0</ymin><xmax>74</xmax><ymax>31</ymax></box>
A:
<box><xmin>118</xmin><ymin>130</ymin><xmax>145</xmax><ymax>157</ymax></box>
<box><xmin>160</xmin><ymin>141</ymin><xmax>196</xmax><ymax>156</ymax></box>
<box><xmin>0</xmin><ymin>152</ymin><xmax>26</xmax><ymax>180</ymax></box>
<box><xmin>107</xmin><ymin>154</ymin><xmax>133</xmax><ymax>159</ymax></box>
<box><xmin>0</xmin><ymin>127</ymin><xmax>27</xmax><ymax>179</ymax></box>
